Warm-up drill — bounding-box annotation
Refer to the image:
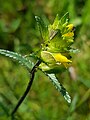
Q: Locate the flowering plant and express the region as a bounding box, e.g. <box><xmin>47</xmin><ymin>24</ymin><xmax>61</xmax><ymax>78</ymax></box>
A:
<box><xmin>0</xmin><ymin>12</ymin><xmax>78</xmax><ymax>116</ymax></box>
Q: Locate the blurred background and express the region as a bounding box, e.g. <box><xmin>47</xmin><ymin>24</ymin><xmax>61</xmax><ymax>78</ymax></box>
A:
<box><xmin>0</xmin><ymin>0</ymin><xmax>90</xmax><ymax>120</ymax></box>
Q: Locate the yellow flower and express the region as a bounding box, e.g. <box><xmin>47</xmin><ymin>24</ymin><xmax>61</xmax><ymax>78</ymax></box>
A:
<box><xmin>52</xmin><ymin>53</ymin><xmax>72</xmax><ymax>63</ymax></box>
<box><xmin>62</xmin><ymin>32</ymin><xmax>74</xmax><ymax>37</ymax></box>
<box><xmin>52</xmin><ymin>53</ymin><xmax>72</xmax><ymax>68</ymax></box>
<box><xmin>62</xmin><ymin>24</ymin><xmax>74</xmax><ymax>38</ymax></box>
<box><xmin>40</xmin><ymin>51</ymin><xmax>72</xmax><ymax>70</ymax></box>
<box><xmin>66</xmin><ymin>24</ymin><xmax>74</xmax><ymax>30</ymax></box>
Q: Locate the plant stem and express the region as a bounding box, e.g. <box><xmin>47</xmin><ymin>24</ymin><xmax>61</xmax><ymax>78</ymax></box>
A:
<box><xmin>11</xmin><ymin>60</ymin><xmax>41</xmax><ymax>116</ymax></box>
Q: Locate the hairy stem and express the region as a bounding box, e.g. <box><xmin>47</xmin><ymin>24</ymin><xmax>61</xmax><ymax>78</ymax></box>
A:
<box><xmin>11</xmin><ymin>60</ymin><xmax>41</xmax><ymax>116</ymax></box>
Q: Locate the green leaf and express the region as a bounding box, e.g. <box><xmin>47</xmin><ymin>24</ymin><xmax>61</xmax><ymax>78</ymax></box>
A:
<box><xmin>0</xmin><ymin>49</ymin><xmax>34</xmax><ymax>71</ymax></box>
<box><xmin>0</xmin><ymin>101</ymin><xmax>9</xmax><ymax>116</ymax></box>
<box><xmin>0</xmin><ymin>18</ymin><xmax>21</xmax><ymax>33</ymax></box>
<box><xmin>45</xmin><ymin>73</ymin><xmax>71</xmax><ymax>103</ymax></box>
<box><xmin>78</xmin><ymin>77</ymin><xmax>90</xmax><ymax>88</ymax></box>
<box><xmin>60</xmin><ymin>12</ymin><xmax>69</xmax><ymax>24</ymax></box>
<box><xmin>76</xmin><ymin>89</ymin><xmax>90</xmax><ymax>108</ymax></box>
<box><xmin>10</xmin><ymin>18</ymin><xmax>21</xmax><ymax>32</ymax></box>
<box><xmin>35</xmin><ymin>16</ymin><xmax>49</xmax><ymax>41</ymax></box>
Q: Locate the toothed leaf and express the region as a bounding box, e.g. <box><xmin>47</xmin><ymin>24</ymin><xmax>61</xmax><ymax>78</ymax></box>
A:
<box><xmin>45</xmin><ymin>73</ymin><xmax>71</xmax><ymax>103</ymax></box>
<box><xmin>0</xmin><ymin>49</ymin><xmax>34</xmax><ymax>70</ymax></box>
<box><xmin>35</xmin><ymin>16</ymin><xmax>49</xmax><ymax>41</ymax></box>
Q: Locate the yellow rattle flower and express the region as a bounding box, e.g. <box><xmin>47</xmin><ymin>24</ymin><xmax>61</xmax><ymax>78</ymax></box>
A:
<box><xmin>52</xmin><ymin>53</ymin><xmax>72</xmax><ymax>63</ymax></box>
<box><xmin>52</xmin><ymin>53</ymin><xmax>72</xmax><ymax>68</ymax></box>
<box><xmin>40</xmin><ymin>51</ymin><xmax>72</xmax><ymax>70</ymax></box>
<box><xmin>66</xmin><ymin>24</ymin><xmax>74</xmax><ymax>30</ymax></box>
<box><xmin>62</xmin><ymin>32</ymin><xmax>74</xmax><ymax>37</ymax></box>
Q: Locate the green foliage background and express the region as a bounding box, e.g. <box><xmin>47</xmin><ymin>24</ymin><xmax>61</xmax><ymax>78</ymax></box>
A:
<box><xmin>0</xmin><ymin>0</ymin><xmax>90</xmax><ymax>120</ymax></box>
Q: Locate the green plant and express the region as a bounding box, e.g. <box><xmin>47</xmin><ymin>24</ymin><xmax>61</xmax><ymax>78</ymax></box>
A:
<box><xmin>0</xmin><ymin>12</ymin><xmax>77</xmax><ymax>117</ymax></box>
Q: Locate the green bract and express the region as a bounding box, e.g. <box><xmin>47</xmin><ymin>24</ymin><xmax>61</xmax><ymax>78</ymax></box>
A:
<box><xmin>0</xmin><ymin>13</ymin><xmax>77</xmax><ymax>107</ymax></box>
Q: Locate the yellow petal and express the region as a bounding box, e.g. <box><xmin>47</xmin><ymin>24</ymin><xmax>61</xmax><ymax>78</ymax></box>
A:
<box><xmin>53</xmin><ymin>53</ymin><xmax>72</xmax><ymax>63</ymax></box>
<box><xmin>66</xmin><ymin>24</ymin><xmax>74</xmax><ymax>30</ymax></box>
<box><xmin>62</xmin><ymin>32</ymin><xmax>74</xmax><ymax>37</ymax></box>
